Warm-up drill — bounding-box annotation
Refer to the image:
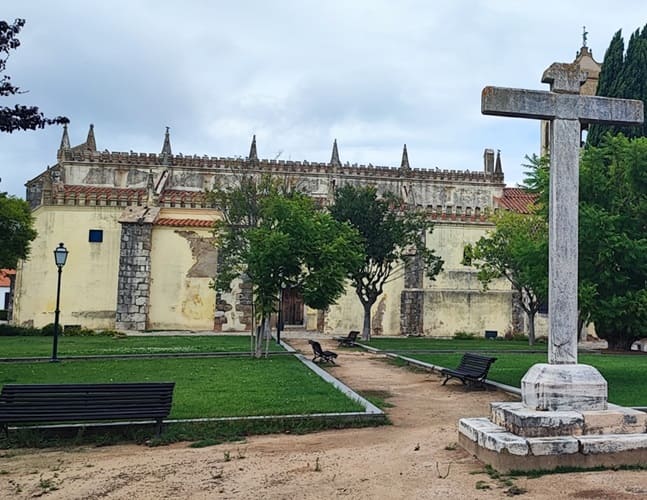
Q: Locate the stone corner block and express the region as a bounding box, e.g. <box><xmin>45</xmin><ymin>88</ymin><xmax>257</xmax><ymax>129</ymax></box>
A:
<box><xmin>578</xmin><ymin>434</ymin><xmax>647</xmax><ymax>455</ymax></box>
<box><xmin>521</xmin><ymin>363</ymin><xmax>608</xmax><ymax>411</ymax></box>
<box><xmin>527</xmin><ymin>436</ymin><xmax>580</xmax><ymax>456</ymax></box>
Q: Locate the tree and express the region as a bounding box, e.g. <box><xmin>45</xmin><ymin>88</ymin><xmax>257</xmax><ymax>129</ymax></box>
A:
<box><xmin>210</xmin><ymin>175</ymin><xmax>362</xmax><ymax>357</ymax></box>
<box><xmin>329</xmin><ymin>185</ymin><xmax>443</xmax><ymax>340</ymax></box>
<box><xmin>0</xmin><ymin>193</ymin><xmax>37</xmax><ymax>269</ymax></box>
<box><xmin>587</xmin><ymin>25</ymin><xmax>647</xmax><ymax>145</ymax></box>
<box><xmin>463</xmin><ymin>210</ymin><xmax>548</xmax><ymax>345</ymax></box>
<box><xmin>578</xmin><ymin>135</ymin><xmax>647</xmax><ymax>350</ymax></box>
<box><xmin>1</xmin><ymin>19</ymin><xmax>67</xmax><ymax>133</ymax></box>
<box><xmin>525</xmin><ymin>137</ymin><xmax>647</xmax><ymax>350</ymax></box>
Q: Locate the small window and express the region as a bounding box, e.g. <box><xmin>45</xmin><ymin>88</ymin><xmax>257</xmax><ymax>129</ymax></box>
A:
<box><xmin>89</xmin><ymin>229</ymin><xmax>103</xmax><ymax>243</ymax></box>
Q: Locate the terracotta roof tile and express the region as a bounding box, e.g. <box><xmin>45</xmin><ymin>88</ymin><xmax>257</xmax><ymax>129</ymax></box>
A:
<box><xmin>495</xmin><ymin>188</ymin><xmax>537</xmax><ymax>214</ymax></box>
<box><xmin>155</xmin><ymin>218</ymin><xmax>214</xmax><ymax>228</ymax></box>
<box><xmin>0</xmin><ymin>269</ymin><xmax>15</xmax><ymax>288</ymax></box>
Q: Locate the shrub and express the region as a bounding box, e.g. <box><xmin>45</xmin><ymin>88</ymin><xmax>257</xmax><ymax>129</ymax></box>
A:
<box><xmin>41</xmin><ymin>323</ymin><xmax>63</xmax><ymax>337</ymax></box>
<box><xmin>504</xmin><ymin>331</ymin><xmax>528</xmax><ymax>341</ymax></box>
<box><xmin>63</xmin><ymin>327</ymin><xmax>120</xmax><ymax>337</ymax></box>
<box><xmin>453</xmin><ymin>331</ymin><xmax>476</xmax><ymax>340</ymax></box>
<box><xmin>0</xmin><ymin>324</ymin><xmax>42</xmax><ymax>336</ymax></box>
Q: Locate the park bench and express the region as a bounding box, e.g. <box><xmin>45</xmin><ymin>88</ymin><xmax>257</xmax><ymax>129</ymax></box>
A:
<box><xmin>440</xmin><ymin>353</ymin><xmax>496</xmax><ymax>388</ymax></box>
<box><xmin>0</xmin><ymin>382</ymin><xmax>175</xmax><ymax>437</ymax></box>
<box><xmin>308</xmin><ymin>340</ymin><xmax>338</xmax><ymax>364</ymax></box>
<box><xmin>333</xmin><ymin>330</ymin><xmax>360</xmax><ymax>347</ymax></box>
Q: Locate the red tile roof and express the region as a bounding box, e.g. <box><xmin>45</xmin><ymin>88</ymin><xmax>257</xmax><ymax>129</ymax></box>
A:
<box><xmin>156</xmin><ymin>218</ymin><xmax>214</xmax><ymax>228</ymax></box>
<box><xmin>0</xmin><ymin>269</ymin><xmax>15</xmax><ymax>287</ymax></box>
<box><xmin>495</xmin><ymin>188</ymin><xmax>537</xmax><ymax>214</ymax></box>
<box><xmin>53</xmin><ymin>185</ymin><xmax>208</xmax><ymax>207</ymax></box>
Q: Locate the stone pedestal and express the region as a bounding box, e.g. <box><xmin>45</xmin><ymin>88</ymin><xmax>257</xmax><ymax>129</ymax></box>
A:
<box><xmin>521</xmin><ymin>363</ymin><xmax>608</xmax><ymax>411</ymax></box>
<box><xmin>459</xmin><ymin>402</ymin><xmax>647</xmax><ymax>473</ymax></box>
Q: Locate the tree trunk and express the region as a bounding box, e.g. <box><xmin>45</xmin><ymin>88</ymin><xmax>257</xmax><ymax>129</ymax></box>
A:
<box><xmin>254</xmin><ymin>315</ymin><xmax>270</xmax><ymax>358</ymax></box>
<box><xmin>604</xmin><ymin>335</ymin><xmax>636</xmax><ymax>351</ymax></box>
<box><xmin>362</xmin><ymin>302</ymin><xmax>372</xmax><ymax>341</ymax></box>
<box><xmin>527</xmin><ymin>310</ymin><xmax>536</xmax><ymax>346</ymax></box>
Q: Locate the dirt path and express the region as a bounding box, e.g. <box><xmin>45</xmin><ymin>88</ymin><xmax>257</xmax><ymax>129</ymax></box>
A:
<box><xmin>2</xmin><ymin>340</ymin><xmax>647</xmax><ymax>499</ymax></box>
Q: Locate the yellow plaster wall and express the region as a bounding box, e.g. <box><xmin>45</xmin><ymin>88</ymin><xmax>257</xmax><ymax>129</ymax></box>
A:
<box><xmin>13</xmin><ymin>205</ymin><xmax>121</xmax><ymax>329</ymax></box>
<box><xmin>320</xmin><ymin>222</ymin><xmax>515</xmax><ymax>337</ymax></box>
<box><xmin>148</xmin><ymin>224</ymin><xmax>216</xmax><ymax>330</ymax></box>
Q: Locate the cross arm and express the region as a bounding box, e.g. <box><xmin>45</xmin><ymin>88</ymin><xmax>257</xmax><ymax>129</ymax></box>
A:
<box><xmin>482</xmin><ymin>86</ymin><xmax>644</xmax><ymax>125</ymax></box>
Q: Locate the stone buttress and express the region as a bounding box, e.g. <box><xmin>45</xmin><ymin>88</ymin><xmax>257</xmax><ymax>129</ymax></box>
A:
<box><xmin>115</xmin><ymin>206</ymin><xmax>160</xmax><ymax>330</ymax></box>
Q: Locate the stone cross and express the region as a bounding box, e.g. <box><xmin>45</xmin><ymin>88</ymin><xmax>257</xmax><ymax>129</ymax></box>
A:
<box><xmin>482</xmin><ymin>63</ymin><xmax>643</xmax><ymax>365</ymax></box>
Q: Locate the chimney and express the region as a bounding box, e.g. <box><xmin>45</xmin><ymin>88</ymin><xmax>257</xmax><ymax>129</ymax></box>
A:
<box><xmin>483</xmin><ymin>148</ymin><xmax>495</xmax><ymax>174</ymax></box>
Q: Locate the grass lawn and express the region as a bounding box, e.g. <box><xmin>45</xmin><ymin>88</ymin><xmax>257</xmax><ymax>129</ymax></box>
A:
<box><xmin>0</xmin><ymin>335</ymin><xmax>280</xmax><ymax>358</ymax></box>
<box><xmin>364</xmin><ymin>337</ymin><xmax>548</xmax><ymax>352</ymax></box>
<box><xmin>0</xmin><ymin>356</ymin><xmax>364</xmax><ymax>418</ymax></box>
<box><xmin>403</xmin><ymin>352</ymin><xmax>647</xmax><ymax>407</ymax></box>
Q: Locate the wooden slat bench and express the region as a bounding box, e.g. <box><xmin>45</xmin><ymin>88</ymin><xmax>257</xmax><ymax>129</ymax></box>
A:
<box><xmin>0</xmin><ymin>382</ymin><xmax>175</xmax><ymax>437</ymax></box>
<box><xmin>333</xmin><ymin>330</ymin><xmax>359</xmax><ymax>347</ymax></box>
<box><xmin>440</xmin><ymin>353</ymin><xmax>496</xmax><ymax>388</ymax></box>
<box><xmin>308</xmin><ymin>340</ymin><xmax>338</xmax><ymax>364</ymax></box>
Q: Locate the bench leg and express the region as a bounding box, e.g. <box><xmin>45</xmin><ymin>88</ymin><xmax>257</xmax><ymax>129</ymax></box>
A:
<box><xmin>1</xmin><ymin>423</ymin><xmax>7</xmax><ymax>438</ymax></box>
<box><xmin>155</xmin><ymin>419</ymin><xmax>164</xmax><ymax>437</ymax></box>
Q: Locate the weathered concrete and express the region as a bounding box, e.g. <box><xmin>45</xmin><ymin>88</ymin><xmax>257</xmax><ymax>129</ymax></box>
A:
<box><xmin>490</xmin><ymin>401</ymin><xmax>584</xmax><ymax>437</ymax></box>
<box><xmin>521</xmin><ymin>363</ymin><xmax>607</xmax><ymax>411</ymax></box>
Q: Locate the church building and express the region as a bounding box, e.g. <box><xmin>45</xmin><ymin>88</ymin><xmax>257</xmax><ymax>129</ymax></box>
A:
<box><xmin>12</xmin><ymin>41</ymin><xmax>599</xmax><ymax>337</ymax></box>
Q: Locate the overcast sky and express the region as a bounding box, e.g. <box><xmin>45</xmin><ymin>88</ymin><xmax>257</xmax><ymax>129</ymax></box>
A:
<box><xmin>1</xmin><ymin>1</ymin><xmax>646</xmax><ymax>197</ymax></box>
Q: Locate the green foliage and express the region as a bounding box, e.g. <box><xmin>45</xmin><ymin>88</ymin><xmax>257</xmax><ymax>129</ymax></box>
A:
<box><xmin>40</xmin><ymin>323</ymin><xmax>63</xmax><ymax>337</ymax></box>
<box><xmin>0</xmin><ymin>323</ymin><xmax>41</xmax><ymax>336</ymax></box>
<box><xmin>0</xmin><ymin>19</ymin><xmax>68</xmax><ymax>133</ymax></box>
<box><xmin>453</xmin><ymin>331</ymin><xmax>476</xmax><ymax>340</ymax></box>
<box><xmin>0</xmin><ymin>193</ymin><xmax>37</xmax><ymax>268</ymax></box>
<box><xmin>329</xmin><ymin>185</ymin><xmax>443</xmax><ymax>339</ymax></box>
<box><xmin>209</xmin><ymin>175</ymin><xmax>362</xmax><ymax>355</ymax></box>
<box><xmin>463</xmin><ymin>209</ymin><xmax>547</xmax><ymax>344</ymax></box>
<box><xmin>578</xmin><ymin>135</ymin><xmax>647</xmax><ymax>349</ymax></box>
<box><xmin>587</xmin><ymin>25</ymin><xmax>647</xmax><ymax>144</ymax></box>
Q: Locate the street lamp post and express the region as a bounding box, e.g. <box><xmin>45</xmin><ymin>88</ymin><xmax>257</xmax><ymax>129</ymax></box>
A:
<box><xmin>51</xmin><ymin>242</ymin><xmax>69</xmax><ymax>362</ymax></box>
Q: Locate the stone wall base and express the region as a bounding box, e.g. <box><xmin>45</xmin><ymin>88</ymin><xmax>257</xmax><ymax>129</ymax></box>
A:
<box><xmin>459</xmin><ymin>401</ymin><xmax>647</xmax><ymax>473</ymax></box>
<box><xmin>459</xmin><ymin>431</ymin><xmax>647</xmax><ymax>473</ymax></box>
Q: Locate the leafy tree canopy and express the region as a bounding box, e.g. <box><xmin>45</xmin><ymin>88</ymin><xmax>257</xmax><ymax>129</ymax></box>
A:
<box><xmin>1</xmin><ymin>18</ymin><xmax>68</xmax><ymax>133</ymax></box>
<box><xmin>0</xmin><ymin>193</ymin><xmax>37</xmax><ymax>268</ymax></box>
<box><xmin>587</xmin><ymin>25</ymin><xmax>647</xmax><ymax>145</ymax></box>
<box><xmin>463</xmin><ymin>209</ymin><xmax>548</xmax><ymax>344</ymax></box>
<box><xmin>210</xmin><ymin>175</ymin><xmax>362</xmax><ymax>355</ymax></box>
<box><xmin>329</xmin><ymin>185</ymin><xmax>443</xmax><ymax>340</ymax></box>
<box><xmin>578</xmin><ymin>134</ymin><xmax>647</xmax><ymax>349</ymax></box>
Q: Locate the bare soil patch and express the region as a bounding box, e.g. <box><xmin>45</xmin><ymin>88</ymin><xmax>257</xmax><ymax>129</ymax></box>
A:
<box><xmin>2</xmin><ymin>339</ymin><xmax>646</xmax><ymax>499</ymax></box>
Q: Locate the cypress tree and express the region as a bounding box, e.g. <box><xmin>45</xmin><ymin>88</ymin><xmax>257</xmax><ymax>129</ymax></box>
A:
<box><xmin>586</xmin><ymin>30</ymin><xmax>625</xmax><ymax>146</ymax></box>
<box><xmin>619</xmin><ymin>28</ymin><xmax>647</xmax><ymax>138</ymax></box>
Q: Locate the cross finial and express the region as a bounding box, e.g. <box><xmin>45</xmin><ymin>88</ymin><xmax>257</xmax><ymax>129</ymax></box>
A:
<box><xmin>582</xmin><ymin>26</ymin><xmax>588</xmax><ymax>48</ymax></box>
<box><xmin>541</xmin><ymin>62</ymin><xmax>587</xmax><ymax>94</ymax></box>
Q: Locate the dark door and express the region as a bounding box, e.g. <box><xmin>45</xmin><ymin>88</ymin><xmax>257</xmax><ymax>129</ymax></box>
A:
<box><xmin>281</xmin><ymin>287</ymin><xmax>304</xmax><ymax>325</ymax></box>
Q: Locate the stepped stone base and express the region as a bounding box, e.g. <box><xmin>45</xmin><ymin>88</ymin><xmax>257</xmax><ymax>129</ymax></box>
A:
<box><xmin>459</xmin><ymin>402</ymin><xmax>647</xmax><ymax>473</ymax></box>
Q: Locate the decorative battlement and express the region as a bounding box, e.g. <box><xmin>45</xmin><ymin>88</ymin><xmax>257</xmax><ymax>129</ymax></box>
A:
<box><xmin>41</xmin><ymin>185</ymin><xmax>209</xmax><ymax>209</ymax></box>
<box><xmin>56</xmin><ymin>149</ymin><xmax>504</xmax><ymax>184</ymax></box>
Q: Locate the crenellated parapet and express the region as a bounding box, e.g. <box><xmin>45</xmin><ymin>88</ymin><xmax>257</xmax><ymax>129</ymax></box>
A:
<box><xmin>55</xmin><ymin>148</ymin><xmax>504</xmax><ymax>184</ymax></box>
<box><xmin>27</xmin><ymin>125</ymin><xmax>507</xmax><ymax>218</ymax></box>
